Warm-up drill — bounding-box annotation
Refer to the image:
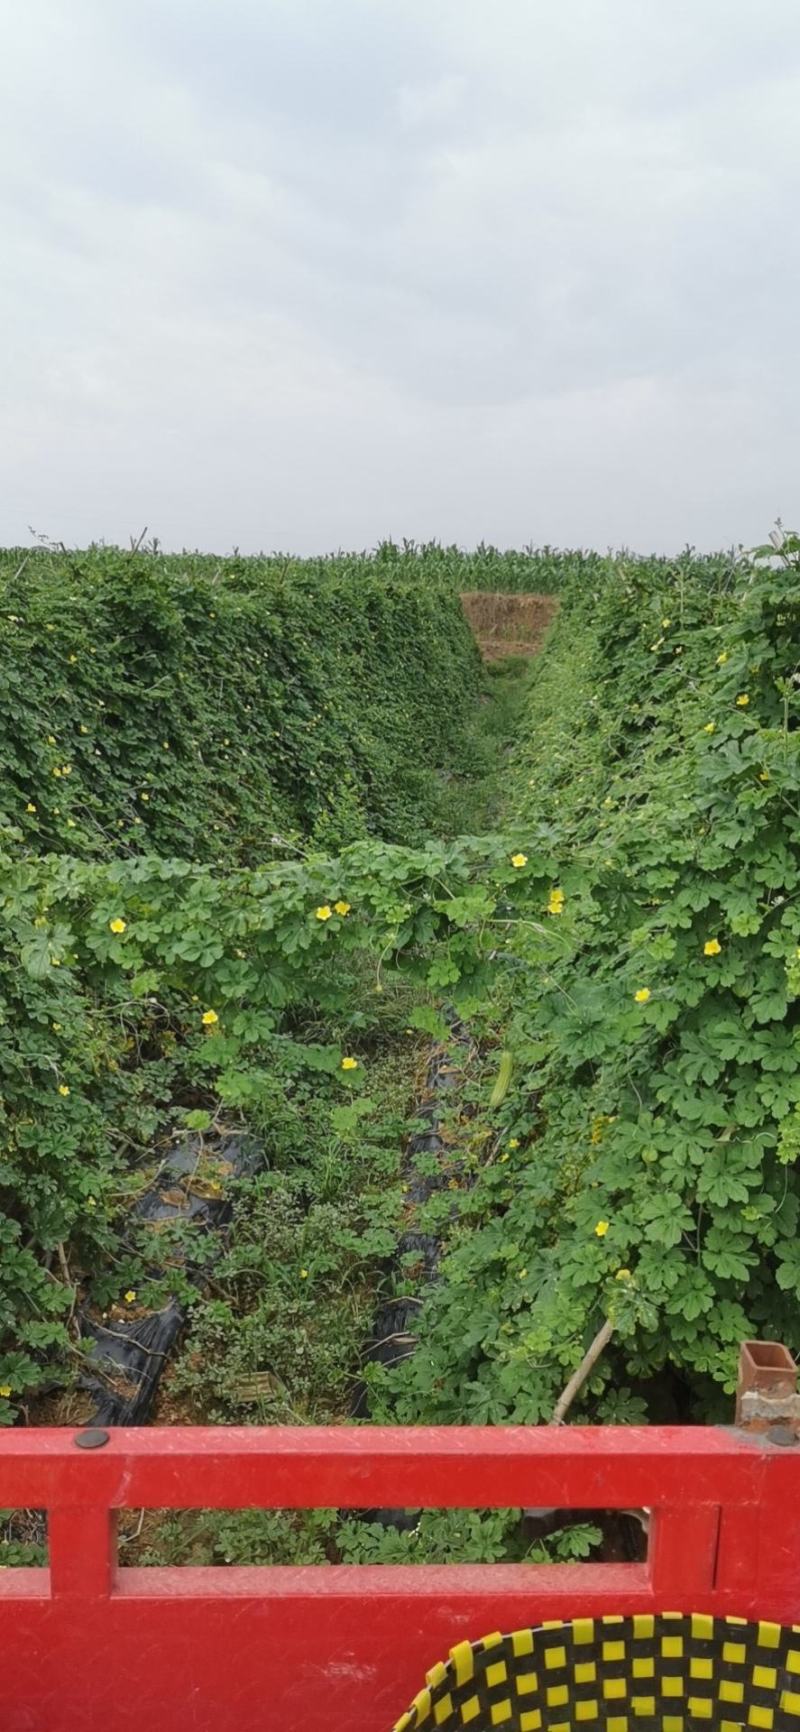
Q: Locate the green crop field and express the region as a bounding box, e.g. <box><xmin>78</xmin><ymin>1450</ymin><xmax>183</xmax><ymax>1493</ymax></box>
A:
<box><xmin>2</xmin><ymin>531</ymin><xmax>800</xmax><ymax>1565</ymax></box>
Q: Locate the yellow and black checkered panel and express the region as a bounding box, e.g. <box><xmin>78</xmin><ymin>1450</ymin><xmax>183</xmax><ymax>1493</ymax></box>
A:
<box><xmin>392</xmin><ymin>1615</ymin><xmax>800</xmax><ymax>1732</ymax></box>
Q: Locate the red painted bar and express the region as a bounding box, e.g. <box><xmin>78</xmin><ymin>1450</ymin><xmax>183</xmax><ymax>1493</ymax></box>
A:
<box><xmin>0</xmin><ymin>1421</ymin><xmax>770</xmax><ymax>1507</ymax></box>
<box><xmin>0</xmin><ymin>1424</ymin><xmax>796</xmax><ymax>1732</ymax></box>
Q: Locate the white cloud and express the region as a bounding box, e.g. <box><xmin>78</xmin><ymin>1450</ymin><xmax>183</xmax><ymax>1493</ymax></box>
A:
<box><xmin>1</xmin><ymin>0</ymin><xmax>799</xmax><ymax>552</ymax></box>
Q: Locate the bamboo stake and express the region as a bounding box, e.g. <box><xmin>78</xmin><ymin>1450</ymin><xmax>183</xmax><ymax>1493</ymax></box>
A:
<box><xmin>552</xmin><ymin>1317</ymin><xmax>615</xmax><ymax>1425</ymax></box>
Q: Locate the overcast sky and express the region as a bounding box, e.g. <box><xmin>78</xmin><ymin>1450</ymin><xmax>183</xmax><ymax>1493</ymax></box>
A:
<box><xmin>1</xmin><ymin>1</ymin><xmax>799</xmax><ymax>556</ymax></box>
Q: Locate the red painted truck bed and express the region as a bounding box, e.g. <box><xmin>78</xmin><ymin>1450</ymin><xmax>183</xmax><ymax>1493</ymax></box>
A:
<box><xmin>0</xmin><ymin>1423</ymin><xmax>797</xmax><ymax>1731</ymax></box>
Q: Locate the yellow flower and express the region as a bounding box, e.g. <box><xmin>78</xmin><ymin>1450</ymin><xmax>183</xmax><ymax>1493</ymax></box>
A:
<box><xmin>703</xmin><ymin>938</ymin><xmax>722</xmax><ymax>956</ymax></box>
<box><xmin>703</xmin><ymin>722</ymin><xmax>715</xmax><ymax>734</ymax></box>
<box><xmin>334</xmin><ymin>900</ymin><xmax>351</xmax><ymax>917</ymax></box>
<box><xmin>661</xmin><ymin>618</ymin><xmax>671</xmax><ymax>628</ymax></box>
<box><xmin>87</xmin><ymin>1196</ymin><xmax>97</xmax><ymax>1209</ymax></box>
<box><xmin>0</xmin><ymin>1385</ymin><xmax>12</xmax><ymax>1398</ymax></box>
<box><xmin>499</xmin><ymin>1152</ymin><xmax>509</xmax><ymax>1162</ymax></box>
<box><xmin>109</xmin><ymin>917</ymin><xmax>127</xmax><ymax>935</ymax></box>
<box><xmin>341</xmin><ymin>1056</ymin><xmax>359</xmax><ymax>1070</ymax></box>
<box><xmin>66</xmin><ymin>818</ymin><xmax>76</xmax><ymax>828</ymax></box>
<box><xmin>508</xmin><ymin>1138</ymin><xmax>520</xmax><ymax>1149</ymax></box>
<box><xmin>510</xmin><ymin>852</ymin><xmax>528</xmax><ymax>869</ymax></box>
<box><xmin>52</xmin><ymin>766</ymin><xmax>62</xmax><ymax>778</ymax></box>
<box><xmin>615</xmin><ymin>1268</ymin><xmax>631</xmax><ymax>1281</ymax></box>
<box><xmin>124</xmin><ymin>1290</ymin><xmax>137</xmax><ymax>1304</ymax></box>
<box><xmin>759</xmin><ymin>769</ymin><xmax>770</xmax><ymax>782</ymax></box>
<box><xmin>140</xmin><ymin>791</ymin><xmax>150</xmax><ymax>801</ymax></box>
<box><xmin>594</xmin><ymin>1220</ymin><xmax>610</xmax><ymax>1237</ymax></box>
<box><xmin>58</xmin><ymin>1084</ymin><xmax>70</xmax><ymax>1097</ymax></box>
<box><xmin>736</xmin><ymin>693</ymin><xmax>750</xmax><ymax>707</ymax></box>
<box><xmin>25</xmin><ymin>802</ymin><xmax>36</xmax><ymax>813</ymax></box>
<box><xmin>299</xmin><ymin>1268</ymin><xmax>309</xmax><ymax>1279</ymax></box>
<box><xmin>634</xmin><ymin>987</ymin><xmax>651</xmax><ymax>1004</ymax></box>
<box><xmin>315</xmin><ymin>905</ymin><xmax>332</xmax><ymax>921</ymax></box>
<box><xmin>716</xmin><ymin>651</ymin><xmax>729</xmax><ymax>666</ymax></box>
<box><xmin>518</xmin><ymin>1267</ymin><xmax>528</xmax><ymax>1279</ymax></box>
<box><xmin>47</xmin><ymin>735</ymin><xmax>56</xmax><ymax>745</ymax></box>
<box><xmin>52</xmin><ymin>1022</ymin><xmax>62</xmax><ymax>1032</ymax></box>
<box><xmin>61</xmin><ymin>765</ymin><xmax>71</xmax><ymax>776</ymax></box>
<box><xmin>201</xmin><ymin>1009</ymin><xmax>219</xmax><ymax>1026</ymax></box>
<box><xmin>79</xmin><ymin>724</ymin><xmax>88</xmax><ymax>734</ymax></box>
<box><xmin>547</xmin><ymin>887</ymin><xmax>565</xmax><ymax>915</ymax></box>
<box><xmin>68</xmin><ymin>654</ymin><xmax>77</xmax><ymax>663</ymax></box>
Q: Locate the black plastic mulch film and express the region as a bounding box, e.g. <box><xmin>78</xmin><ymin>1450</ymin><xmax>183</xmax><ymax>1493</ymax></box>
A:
<box><xmin>80</xmin><ymin>1131</ymin><xmax>265</xmax><ymax>1425</ymax></box>
<box><xmin>392</xmin><ymin>1614</ymin><xmax>800</xmax><ymax>1732</ymax></box>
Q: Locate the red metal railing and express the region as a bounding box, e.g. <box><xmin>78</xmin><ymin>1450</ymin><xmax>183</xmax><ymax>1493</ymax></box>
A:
<box><xmin>1</xmin><ymin>1423</ymin><xmax>799</xmax><ymax>1729</ymax></box>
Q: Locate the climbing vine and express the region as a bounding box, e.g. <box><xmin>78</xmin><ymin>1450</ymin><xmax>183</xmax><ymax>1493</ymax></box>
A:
<box><xmin>3</xmin><ymin>534</ymin><xmax>800</xmax><ymax>1448</ymax></box>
